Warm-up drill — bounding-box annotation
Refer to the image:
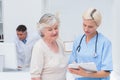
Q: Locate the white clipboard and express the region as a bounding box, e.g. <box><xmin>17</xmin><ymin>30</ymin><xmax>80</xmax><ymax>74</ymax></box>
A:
<box><xmin>67</xmin><ymin>62</ymin><xmax>97</xmax><ymax>79</ymax></box>
<box><xmin>68</xmin><ymin>62</ymin><xmax>97</xmax><ymax>72</ymax></box>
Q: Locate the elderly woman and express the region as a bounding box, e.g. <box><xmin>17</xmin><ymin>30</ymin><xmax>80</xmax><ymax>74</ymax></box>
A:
<box><xmin>68</xmin><ymin>8</ymin><xmax>113</xmax><ymax>80</ymax></box>
<box><xmin>30</xmin><ymin>13</ymin><xmax>68</xmax><ymax>80</ymax></box>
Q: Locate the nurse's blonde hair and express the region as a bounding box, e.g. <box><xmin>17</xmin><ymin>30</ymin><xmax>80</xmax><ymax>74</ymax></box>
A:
<box><xmin>82</xmin><ymin>8</ymin><xmax>102</xmax><ymax>26</ymax></box>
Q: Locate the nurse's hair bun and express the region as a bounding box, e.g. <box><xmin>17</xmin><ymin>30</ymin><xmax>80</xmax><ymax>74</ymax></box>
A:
<box><xmin>82</xmin><ymin>8</ymin><xmax>102</xmax><ymax>26</ymax></box>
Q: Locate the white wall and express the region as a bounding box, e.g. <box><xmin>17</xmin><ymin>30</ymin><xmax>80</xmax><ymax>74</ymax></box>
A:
<box><xmin>112</xmin><ymin>0</ymin><xmax>120</xmax><ymax>76</ymax></box>
<box><xmin>3</xmin><ymin>0</ymin><xmax>42</xmax><ymax>42</ymax></box>
<box><xmin>47</xmin><ymin>0</ymin><xmax>113</xmax><ymax>41</ymax></box>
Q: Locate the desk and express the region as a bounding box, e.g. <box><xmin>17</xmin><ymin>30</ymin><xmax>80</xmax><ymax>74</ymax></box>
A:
<box><xmin>0</xmin><ymin>72</ymin><xmax>31</xmax><ymax>80</ymax></box>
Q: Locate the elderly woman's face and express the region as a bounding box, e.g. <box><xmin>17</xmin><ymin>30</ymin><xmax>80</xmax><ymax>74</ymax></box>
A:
<box><xmin>42</xmin><ymin>23</ymin><xmax>59</xmax><ymax>41</ymax></box>
<box><xmin>83</xmin><ymin>19</ymin><xmax>98</xmax><ymax>36</ymax></box>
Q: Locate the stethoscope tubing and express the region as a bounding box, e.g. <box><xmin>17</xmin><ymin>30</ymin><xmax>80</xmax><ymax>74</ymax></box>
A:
<box><xmin>76</xmin><ymin>32</ymin><xmax>98</xmax><ymax>57</ymax></box>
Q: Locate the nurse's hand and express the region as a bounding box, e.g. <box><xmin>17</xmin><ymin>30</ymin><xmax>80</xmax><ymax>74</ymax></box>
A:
<box><xmin>68</xmin><ymin>67</ymin><xmax>110</xmax><ymax>78</ymax></box>
<box><xmin>68</xmin><ymin>66</ymin><xmax>88</xmax><ymax>77</ymax></box>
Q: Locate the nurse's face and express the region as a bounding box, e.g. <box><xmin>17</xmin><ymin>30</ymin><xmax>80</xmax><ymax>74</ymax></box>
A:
<box><xmin>42</xmin><ymin>22</ymin><xmax>59</xmax><ymax>41</ymax></box>
<box><xmin>83</xmin><ymin>19</ymin><xmax>98</xmax><ymax>36</ymax></box>
<box><xmin>16</xmin><ymin>31</ymin><xmax>27</xmax><ymax>40</ymax></box>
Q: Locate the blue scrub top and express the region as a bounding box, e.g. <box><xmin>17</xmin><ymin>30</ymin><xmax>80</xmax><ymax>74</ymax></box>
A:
<box><xmin>68</xmin><ymin>32</ymin><xmax>113</xmax><ymax>80</ymax></box>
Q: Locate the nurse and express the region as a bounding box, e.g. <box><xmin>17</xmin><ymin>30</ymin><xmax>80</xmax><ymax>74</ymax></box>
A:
<box><xmin>68</xmin><ymin>8</ymin><xmax>113</xmax><ymax>80</ymax></box>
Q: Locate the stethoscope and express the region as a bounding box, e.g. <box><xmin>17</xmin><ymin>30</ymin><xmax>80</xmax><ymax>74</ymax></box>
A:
<box><xmin>76</xmin><ymin>31</ymin><xmax>98</xmax><ymax>58</ymax></box>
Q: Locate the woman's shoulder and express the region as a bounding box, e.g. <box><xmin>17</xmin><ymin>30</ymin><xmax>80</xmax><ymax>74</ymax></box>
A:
<box><xmin>33</xmin><ymin>39</ymin><xmax>44</xmax><ymax>47</ymax></box>
<box><xmin>56</xmin><ymin>38</ymin><xmax>64</xmax><ymax>47</ymax></box>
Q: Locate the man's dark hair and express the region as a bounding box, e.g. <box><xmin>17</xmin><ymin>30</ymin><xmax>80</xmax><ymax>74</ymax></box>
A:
<box><xmin>16</xmin><ymin>25</ymin><xmax>27</xmax><ymax>32</ymax></box>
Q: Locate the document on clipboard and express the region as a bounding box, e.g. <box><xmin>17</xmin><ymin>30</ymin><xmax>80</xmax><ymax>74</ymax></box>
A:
<box><xmin>67</xmin><ymin>62</ymin><xmax>97</xmax><ymax>79</ymax></box>
<box><xmin>68</xmin><ymin>62</ymin><xmax>97</xmax><ymax>72</ymax></box>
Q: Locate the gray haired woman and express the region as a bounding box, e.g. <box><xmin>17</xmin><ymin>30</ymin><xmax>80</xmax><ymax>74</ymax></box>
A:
<box><xmin>30</xmin><ymin>13</ymin><xmax>68</xmax><ymax>80</ymax></box>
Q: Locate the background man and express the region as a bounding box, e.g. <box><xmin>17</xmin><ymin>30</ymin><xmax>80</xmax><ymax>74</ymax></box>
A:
<box><xmin>15</xmin><ymin>24</ymin><xmax>39</xmax><ymax>71</ymax></box>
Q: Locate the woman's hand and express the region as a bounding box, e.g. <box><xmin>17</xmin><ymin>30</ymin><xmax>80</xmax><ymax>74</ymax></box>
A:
<box><xmin>31</xmin><ymin>77</ymin><xmax>41</xmax><ymax>80</ymax></box>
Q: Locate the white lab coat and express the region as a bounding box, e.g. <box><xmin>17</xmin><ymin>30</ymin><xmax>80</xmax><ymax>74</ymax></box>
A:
<box><xmin>15</xmin><ymin>33</ymin><xmax>40</xmax><ymax>69</ymax></box>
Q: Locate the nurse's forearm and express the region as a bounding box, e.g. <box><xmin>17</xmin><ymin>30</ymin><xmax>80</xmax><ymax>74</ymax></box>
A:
<box><xmin>86</xmin><ymin>70</ymin><xmax>110</xmax><ymax>78</ymax></box>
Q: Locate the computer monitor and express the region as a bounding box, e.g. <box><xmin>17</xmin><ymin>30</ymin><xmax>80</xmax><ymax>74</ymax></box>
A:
<box><xmin>0</xmin><ymin>42</ymin><xmax>17</xmax><ymax>71</ymax></box>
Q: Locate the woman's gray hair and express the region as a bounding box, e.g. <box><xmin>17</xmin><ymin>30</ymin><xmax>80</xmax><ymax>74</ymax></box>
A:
<box><xmin>82</xmin><ymin>8</ymin><xmax>102</xmax><ymax>26</ymax></box>
<box><xmin>37</xmin><ymin>13</ymin><xmax>60</xmax><ymax>37</ymax></box>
